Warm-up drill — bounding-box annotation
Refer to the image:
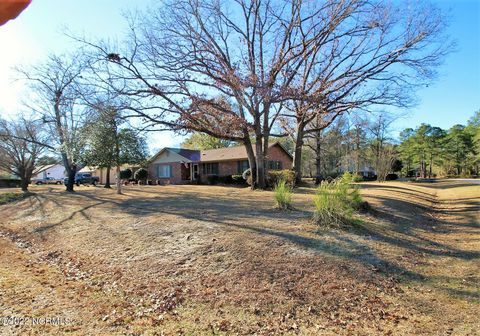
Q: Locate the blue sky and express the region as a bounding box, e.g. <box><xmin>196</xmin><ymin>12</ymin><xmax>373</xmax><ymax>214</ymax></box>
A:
<box><xmin>391</xmin><ymin>0</ymin><xmax>480</xmax><ymax>133</ymax></box>
<box><xmin>0</xmin><ymin>0</ymin><xmax>478</xmax><ymax>149</ymax></box>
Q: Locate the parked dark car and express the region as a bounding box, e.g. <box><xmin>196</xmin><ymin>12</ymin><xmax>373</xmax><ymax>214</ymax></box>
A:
<box><xmin>64</xmin><ymin>173</ymin><xmax>99</xmax><ymax>186</ymax></box>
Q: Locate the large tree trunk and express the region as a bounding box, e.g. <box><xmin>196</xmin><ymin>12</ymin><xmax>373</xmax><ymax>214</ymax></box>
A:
<box><xmin>61</xmin><ymin>152</ymin><xmax>76</xmax><ymax>192</ymax></box>
<box><xmin>315</xmin><ymin>130</ymin><xmax>322</xmax><ymax>185</ymax></box>
<box><xmin>243</xmin><ymin>138</ymin><xmax>256</xmax><ymax>189</ymax></box>
<box><xmin>20</xmin><ymin>178</ymin><xmax>29</xmax><ymax>192</ymax></box>
<box><xmin>293</xmin><ymin>122</ymin><xmax>304</xmax><ymax>185</ymax></box>
<box><xmin>263</xmin><ymin>135</ymin><xmax>270</xmax><ymax>185</ymax></box>
<box><xmin>255</xmin><ymin>136</ymin><xmax>266</xmax><ymax>189</ymax></box>
<box><xmin>54</xmin><ymin>95</ymin><xmax>76</xmax><ymax>192</ymax></box>
<box><xmin>66</xmin><ymin>165</ymin><xmax>76</xmax><ymax>192</ymax></box>
<box><xmin>19</xmin><ymin>168</ymin><xmax>29</xmax><ymax>192</ymax></box>
<box><xmin>104</xmin><ymin>166</ymin><xmax>111</xmax><ymax>188</ymax></box>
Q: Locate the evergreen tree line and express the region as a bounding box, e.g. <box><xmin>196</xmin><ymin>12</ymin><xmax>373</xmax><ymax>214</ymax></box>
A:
<box><xmin>299</xmin><ymin>110</ymin><xmax>479</xmax><ymax>180</ymax></box>
<box><xmin>398</xmin><ymin>111</ymin><xmax>479</xmax><ymax>178</ymax></box>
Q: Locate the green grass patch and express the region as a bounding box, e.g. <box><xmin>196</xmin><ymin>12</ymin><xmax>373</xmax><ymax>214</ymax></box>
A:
<box><xmin>313</xmin><ymin>172</ymin><xmax>364</xmax><ymax>227</ymax></box>
<box><xmin>0</xmin><ymin>192</ymin><xmax>32</xmax><ymax>205</ymax></box>
<box><xmin>273</xmin><ymin>179</ymin><xmax>293</xmax><ymax>210</ymax></box>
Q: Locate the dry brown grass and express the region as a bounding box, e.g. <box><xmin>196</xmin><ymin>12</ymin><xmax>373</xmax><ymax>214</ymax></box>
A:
<box><xmin>0</xmin><ymin>180</ymin><xmax>478</xmax><ymax>335</ymax></box>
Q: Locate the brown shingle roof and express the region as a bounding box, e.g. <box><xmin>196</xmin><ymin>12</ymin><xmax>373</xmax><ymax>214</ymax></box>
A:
<box><xmin>199</xmin><ymin>146</ymin><xmax>249</xmax><ymax>162</ymax></box>
<box><xmin>199</xmin><ymin>142</ymin><xmax>292</xmax><ymax>162</ymax></box>
<box><xmin>149</xmin><ymin>142</ymin><xmax>292</xmax><ymax>163</ymax></box>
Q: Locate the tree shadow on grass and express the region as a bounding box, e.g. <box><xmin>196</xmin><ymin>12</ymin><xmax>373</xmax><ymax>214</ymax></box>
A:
<box><xmin>16</xmin><ymin>187</ymin><xmax>480</xmax><ymax>302</ymax></box>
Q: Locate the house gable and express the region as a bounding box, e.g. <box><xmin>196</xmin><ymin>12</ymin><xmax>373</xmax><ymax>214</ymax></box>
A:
<box><xmin>150</xmin><ymin>148</ymin><xmax>197</xmax><ymax>164</ymax></box>
<box><xmin>32</xmin><ymin>164</ymin><xmax>66</xmax><ymax>180</ymax></box>
<box><xmin>269</xmin><ymin>142</ymin><xmax>293</xmax><ymax>160</ymax></box>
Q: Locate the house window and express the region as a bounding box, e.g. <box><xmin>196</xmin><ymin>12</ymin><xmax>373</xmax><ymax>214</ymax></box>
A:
<box><xmin>268</xmin><ymin>161</ymin><xmax>282</xmax><ymax>170</ymax></box>
<box><xmin>237</xmin><ymin>160</ymin><xmax>249</xmax><ymax>174</ymax></box>
<box><xmin>202</xmin><ymin>163</ymin><xmax>219</xmax><ymax>175</ymax></box>
<box><xmin>157</xmin><ymin>164</ymin><xmax>172</xmax><ymax>178</ymax></box>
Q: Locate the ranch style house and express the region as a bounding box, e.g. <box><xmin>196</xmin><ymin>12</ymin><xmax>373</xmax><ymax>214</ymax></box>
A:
<box><xmin>148</xmin><ymin>142</ymin><xmax>293</xmax><ymax>184</ymax></box>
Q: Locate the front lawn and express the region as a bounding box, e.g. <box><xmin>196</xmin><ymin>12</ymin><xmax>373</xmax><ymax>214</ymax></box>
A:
<box><xmin>0</xmin><ymin>181</ymin><xmax>478</xmax><ymax>335</ymax></box>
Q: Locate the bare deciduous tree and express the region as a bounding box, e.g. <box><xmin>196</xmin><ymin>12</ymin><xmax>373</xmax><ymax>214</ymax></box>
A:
<box><xmin>17</xmin><ymin>53</ymin><xmax>87</xmax><ymax>192</ymax></box>
<box><xmin>375</xmin><ymin>145</ymin><xmax>397</xmax><ymax>182</ymax></box>
<box><xmin>75</xmin><ymin>0</ymin><xmax>450</xmax><ymax>189</ymax></box>
<box><xmin>80</xmin><ymin>0</ymin><xmax>378</xmax><ymax>189</ymax></box>
<box><xmin>279</xmin><ymin>0</ymin><xmax>451</xmax><ymax>182</ymax></box>
<box><xmin>0</xmin><ymin>118</ymin><xmax>46</xmax><ymax>192</ymax></box>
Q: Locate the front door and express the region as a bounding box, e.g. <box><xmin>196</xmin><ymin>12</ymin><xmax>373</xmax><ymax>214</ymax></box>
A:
<box><xmin>192</xmin><ymin>164</ymin><xmax>199</xmax><ymax>181</ymax></box>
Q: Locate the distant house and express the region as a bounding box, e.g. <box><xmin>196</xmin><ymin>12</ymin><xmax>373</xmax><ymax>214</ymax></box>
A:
<box><xmin>148</xmin><ymin>142</ymin><xmax>293</xmax><ymax>184</ymax></box>
<box><xmin>32</xmin><ymin>164</ymin><xmax>65</xmax><ymax>180</ymax></box>
<box><xmin>79</xmin><ymin>165</ymin><xmax>138</xmax><ymax>184</ymax></box>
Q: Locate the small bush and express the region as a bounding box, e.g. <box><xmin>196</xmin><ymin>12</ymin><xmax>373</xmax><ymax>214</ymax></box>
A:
<box><xmin>325</xmin><ymin>172</ymin><xmax>341</xmax><ymax>180</ymax></box>
<box><xmin>217</xmin><ymin>175</ymin><xmax>233</xmax><ymax>184</ymax></box>
<box><xmin>242</xmin><ymin>169</ymin><xmax>296</xmax><ymax>187</ymax></box>
<box><xmin>352</xmin><ymin>173</ymin><xmax>364</xmax><ymax>182</ymax></box>
<box><xmin>362</xmin><ymin>174</ymin><xmax>377</xmax><ymax>181</ymax></box>
<box><xmin>273</xmin><ymin>179</ymin><xmax>293</xmax><ymax>210</ymax></box>
<box><xmin>385</xmin><ymin>173</ymin><xmax>398</xmax><ymax>181</ymax></box>
<box><xmin>267</xmin><ymin>169</ymin><xmax>296</xmax><ymax>188</ymax></box>
<box><xmin>231</xmin><ymin>174</ymin><xmax>246</xmax><ymax>185</ymax></box>
<box><xmin>134</xmin><ymin>168</ymin><xmax>148</xmax><ymax>181</ymax></box>
<box><xmin>313</xmin><ymin>173</ymin><xmax>364</xmax><ymax>227</ymax></box>
<box><xmin>120</xmin><ymin>168</ymin><xmax>132</xmax><ymax>180</ymax></box>
<box><xmin>0</xmin><ymin>178</ymin><xmax>21</xmax><ymax>188</ymax></box>
<box><xmin>206</xmin><ymin>175</ymin><xmax>219</xmax><ymax>185</ymax></box>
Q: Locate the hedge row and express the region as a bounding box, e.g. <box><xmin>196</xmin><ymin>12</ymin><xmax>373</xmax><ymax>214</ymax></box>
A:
<box><xmin>0</xmin><ymin>178</ymin><xmax>21</xmax><ymax>188</ymax></box>
<box><xmin>206</xmin><ymin>174</ymin><xmax>247</xmax><ymax>185</ymax></box>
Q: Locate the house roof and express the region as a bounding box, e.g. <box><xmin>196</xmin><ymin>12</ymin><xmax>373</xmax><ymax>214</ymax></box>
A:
<box><xmin>149</xmin><ymin>147</ymin><xmax>201</xmax><ymax>163</ymax></box>
<box><xmin>33</xmin><ymin>164</ymin><xmax>60</xmax><ymax>174</ymax></box>
<box><xmin>200</xmin><ymin>142</ymin><xmax>293</xmax><ymax>162</ymax></box>
<box><xmin>150</xmin><ymin>142</ymin><xmax>292</xmax><ymax>163</ymax></box>
<box><xmin>166</xmin><ymin>148</ymin><xmax>201</xmax><ymax>161</ymax></box>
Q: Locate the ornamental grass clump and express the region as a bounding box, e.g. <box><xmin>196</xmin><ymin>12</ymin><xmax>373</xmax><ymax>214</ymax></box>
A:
<box><xmin>273</xmin><ymin>179</ymin><xmax>293</xmax><ymax>210</ymax></box>
<box><xmin>313</xmin><ymin>172</ymin><xmax>364</xmax><ymax>227</ymax></box>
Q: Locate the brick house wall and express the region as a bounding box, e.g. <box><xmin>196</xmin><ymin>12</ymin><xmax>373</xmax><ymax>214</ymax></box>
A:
<box><xmin>147</xmin><ymin>143</ymin><xmax>293</xmax><ymax>184</ymax></box>
<box><xmin>265</xmin><ymin>144</ymin><xmax>293</xmax><ymax>170</ymax></box>
<box><xmin>203</xmin><ymin>144</ymin><xmax>293</xmax><ymax>177</ymax></box>
<box><xmin>149</xmin><ymin>162</ymin><xmax>184</xmax><ymax>184</ymax></box>
<box><xmin>219</xmin><ymin>161</ymin><xmax>238</xmax><ymax>175</ymax></box>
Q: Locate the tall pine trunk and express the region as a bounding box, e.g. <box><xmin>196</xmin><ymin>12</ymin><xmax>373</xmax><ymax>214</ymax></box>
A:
<box><xmin>429</xmin><ymin>154</ymin><xmax>433</xmax><ymax>178</ymax></box>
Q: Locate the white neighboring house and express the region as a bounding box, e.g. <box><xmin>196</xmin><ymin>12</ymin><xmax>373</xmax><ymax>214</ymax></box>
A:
<box><xmin>32</xmin><ymin>164</ymin><xmax>66</xmax><ymax>180</ymax></box>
